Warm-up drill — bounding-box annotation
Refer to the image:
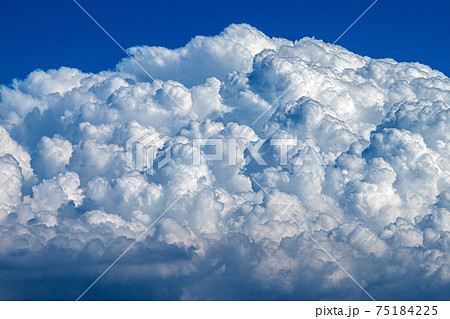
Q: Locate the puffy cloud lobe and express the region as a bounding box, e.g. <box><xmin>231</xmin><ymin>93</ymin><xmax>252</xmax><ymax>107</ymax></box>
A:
<box><xmin>117</xmin><ymin>24</ymin><xmax>292</xmax><ymax>87</ymax></box>
<box><xmin>0</xmin><ymin>24</ymin><xmax>449</xmax><ymax>300</ymax></box>
<box><xmin>0</xmin><ymin>155</ymin><xmax>23</xmax><ymax>220</ymax></box>
<box><xmin>33</xmin><ymin>135</ymin><xmax>73</xmax><ymax>178</ymax></box>
<box><xmin>0</xmin><ymin>125</ymin><xmax>33</xmax><ymax>179</ymax></box>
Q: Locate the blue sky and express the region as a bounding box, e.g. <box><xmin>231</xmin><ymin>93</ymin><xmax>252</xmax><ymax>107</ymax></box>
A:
<box><xmin>1</xmin><ymin>0</ymin><xmax>449</xmax><ymax>85</ymax></box>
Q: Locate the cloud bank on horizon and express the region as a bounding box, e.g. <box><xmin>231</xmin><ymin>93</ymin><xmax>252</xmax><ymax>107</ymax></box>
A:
<box><xmin>0</xmin><ymin>24</ymin><xmax>449</xmax><ymax>300</ymax></box>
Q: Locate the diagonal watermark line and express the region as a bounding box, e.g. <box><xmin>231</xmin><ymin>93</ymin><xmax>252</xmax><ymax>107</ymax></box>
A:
<box><xmin>251</xmin><ymin>178</ymin><xmax>376</xmax><ymax>301</ymax></box>
<box><xmin>252</xmin><ymin>0</ymin><xmax>379</xmax><ymax>126</ymax></box>
<box><xmin>71</xmin><ymin>0</ymin><xmax>379</xmax><ymax>301</ymax></box>
<box><xmin>72</xmin><ymin>0</ymin><xmax>199</xmax><ymax>125</ymax></box>
<box><xmin>76</xmin><ymin>179</ymin><xmax>198</xmax><ymax>301</ymax></box>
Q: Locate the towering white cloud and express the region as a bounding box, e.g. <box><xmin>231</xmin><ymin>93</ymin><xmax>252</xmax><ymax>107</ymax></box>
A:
<box><xmin>0</xmin><ymin>24</ymin><xmax>449</xmax><ymax>300</ymax></box>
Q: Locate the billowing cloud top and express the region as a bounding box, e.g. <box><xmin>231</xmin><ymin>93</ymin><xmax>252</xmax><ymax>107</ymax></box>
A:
<box><xmin>0</xmin><ymin>24</ymin><xmax>449</xmax><ymax>300</ymax></box>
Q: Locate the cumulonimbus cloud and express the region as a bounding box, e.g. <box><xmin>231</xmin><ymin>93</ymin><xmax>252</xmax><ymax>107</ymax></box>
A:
<box><xmin>0</xmin><ymin>24</ymin><xmax>449</xmax><ymax>300</ymax></box>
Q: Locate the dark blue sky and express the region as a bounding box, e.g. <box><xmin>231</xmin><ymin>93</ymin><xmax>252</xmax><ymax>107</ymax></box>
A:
<box><xmin>1</xmin><ymin>0</ymin><xmax>449</xmax><ymax>85</ymax></box>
